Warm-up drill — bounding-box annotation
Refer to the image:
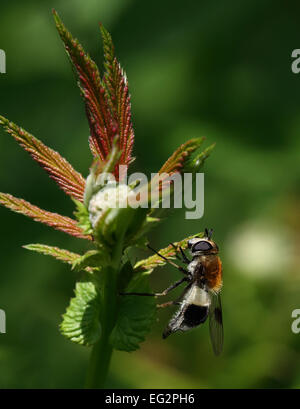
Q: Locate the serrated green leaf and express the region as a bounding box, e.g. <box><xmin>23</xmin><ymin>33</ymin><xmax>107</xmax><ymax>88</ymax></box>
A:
<box><xmin>73</xmin><ymin>199</ymin><xmax>93</xmax><ymax>235</ymax></box>
<box><xmin>23</xmin><ymin>243</ymin><xmax>81</xmax><ymax>265</ymax></box>
<box><xmin>60</xmin><ymin>274</ymin><xmax>101</xmax><ymax>346</ymax></box>
<box><xmin>110</xmin><ymin>274</ymin><xmax>156</xmax><ymax>352</ymax></box>
<box><xmin>71</xmin><ymin>249</ymin><xmax>110</xmax><ymax>272</ymax></box>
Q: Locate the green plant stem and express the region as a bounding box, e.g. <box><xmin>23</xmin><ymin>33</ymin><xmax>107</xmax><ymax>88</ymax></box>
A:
<box><xmin>85</xmin><ymin>269</ymin><xmax>115</xmax><ymax>388</ymax></box>
<box><xmin>85</xmin><ymin>240</ymin><xmax>123</xmax><ymax>389</ymax></box>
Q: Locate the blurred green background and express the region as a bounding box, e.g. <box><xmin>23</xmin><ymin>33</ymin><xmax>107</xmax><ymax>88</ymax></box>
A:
<box><xmin>0</xmin><ymin>0</ymin><xmax>299</xmax><ymax>388</ymax></box>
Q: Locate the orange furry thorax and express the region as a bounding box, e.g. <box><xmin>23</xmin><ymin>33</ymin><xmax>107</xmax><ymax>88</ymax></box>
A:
<box><xmin>200</xmin><ymin>255</ymin><xmax>223</xmax><ymax>293</ymax></box>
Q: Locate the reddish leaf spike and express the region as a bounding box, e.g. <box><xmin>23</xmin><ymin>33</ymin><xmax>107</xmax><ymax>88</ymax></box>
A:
<box><xmin>23</xmin><ymin>244</ymin><xmax>81</xmax><ymax>265</ymax></box>
<box><xmin>100</xmin><ymin>24</ymin><xmax>135</xmax><ymax>172</ymax></box>
<box><xmin>158</xmin><ymin>138</ymin><xmax>205</xmax><ymax>175</ymax></box>
<box><xmin>0</xmin><ymin>193</ymin><xmax>92</xmax><ymax>240</ymax></box>
<box><xmin>53</xmin><ymin>10</ymin><xmax>114</xmax><ymax>162</ymax></box>
<box><xmin>0</xmin><ymin>116</ymin><xmax>86</xmax><ymax>202</ymax></box>
<box><xmin>53</xmin><ymin>11</ymin><xmax>135</xmax><ymax>180</ymax></box>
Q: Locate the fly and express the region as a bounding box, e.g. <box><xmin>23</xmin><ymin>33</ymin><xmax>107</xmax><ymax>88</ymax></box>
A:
<box><xmin>120</xmin><ymin>228</ymin><xmax>224</xmax><ymax>355</ymax></box>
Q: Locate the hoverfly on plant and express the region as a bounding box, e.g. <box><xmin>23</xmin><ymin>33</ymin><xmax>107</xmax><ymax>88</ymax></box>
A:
<box><xmin>121</xmin><ymin>228</ymin><xmax>224</xmax><ymax>355</ymax></box>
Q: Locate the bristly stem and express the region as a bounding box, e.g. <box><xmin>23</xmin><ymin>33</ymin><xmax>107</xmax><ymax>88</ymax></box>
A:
<box><xmin>85</xmin><ymin>241</ymin><xmax>123</xmax><ymax>389</ymax></box>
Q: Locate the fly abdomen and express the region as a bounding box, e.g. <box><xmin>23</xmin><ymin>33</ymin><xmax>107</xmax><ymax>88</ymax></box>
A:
<box><xmin>162</xmin><ymin>290</ymin><xmax>210</xmax><ymax>339</ymax></box>
<box><xmin>183</xmin><ymin>304</ymin><xmax>209</xmax><ymax>327</ymax></box>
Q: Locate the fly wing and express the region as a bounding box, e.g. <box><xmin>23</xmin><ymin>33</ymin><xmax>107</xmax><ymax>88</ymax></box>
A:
<box><xmin>209</xmin><ymin>292</ymin><xmax>224</xmax><ymax>355</ymax></box>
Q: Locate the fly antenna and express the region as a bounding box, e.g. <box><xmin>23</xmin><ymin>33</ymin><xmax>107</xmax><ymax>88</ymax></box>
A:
<box><xmin>205</xmin><ymin>228</ymin><xmax>214</xmax><ymax>240</ymax></box>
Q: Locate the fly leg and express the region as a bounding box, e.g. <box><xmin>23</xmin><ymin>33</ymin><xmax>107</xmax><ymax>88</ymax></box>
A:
<box><xmin>157</xmin><ymin>292</ymin><xmax>183</xmax><ymax>309</ymax></box>
<box><xmin>120</xmin><ymin>276</ymin><xmax>189</xmax><ymax>297</ymax></box>
<box><xmin>169</xmin><ymin>243</ymin><xmax>182</xmax><ymax>262</ymax></box>
<box><xmin>157</xmin><ymin>300</ymin><xmax>181</xmax><ymax>309</ymax></box>
<box><xmin>170</xmin><ymin>243</ymin><xmax>191</xmax><ymax>264</ymax></box>
<box><xmin>147</xmin><ymin>244</ymin><xmax>189</xmax><ymax>275</ymax></box>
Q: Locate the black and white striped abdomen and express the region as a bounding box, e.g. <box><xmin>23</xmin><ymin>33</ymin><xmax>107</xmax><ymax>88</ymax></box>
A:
<box><xmin>183</xmin><ymin>304</ymin><xmax>209</xmax><ymax>326</ymax></box>
<box><xmin>163</xmin><ymin>285</ymin><xmax>211</xmax><ymax>338</ymax></box>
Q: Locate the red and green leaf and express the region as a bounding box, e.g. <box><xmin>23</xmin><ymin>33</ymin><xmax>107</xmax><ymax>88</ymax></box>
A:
<box><xmin>53</xmin><ymin>10</ymin><xmax>112</xmax><ymax>161</ymax></box>
<box><xmin>0</xmin><ymin>116</ymin><xmax>85</xmax><ymax>202</ymax></box>
<box><xmin>146</xmin><ymin>138</ymin><xmax>209</xmax><ymax>206</ymax></box>
<box><xmin>158</xmin><ymin>138</ymin><xmax>204</xmax><ymax>175</ymax></box>
<box><xmin>53</xmin><ymin>10</ymin><xmax>135</xmax><ymax>179</ymax></box>
<box><xmin>100</xmin><ymin>24</ymin><xmax>135</xmax><ymax>173</ymax></box>
<box><xmin>23</xmin><ymin>243</ymin><xmax>81</xmax><ymax>264</ymax></box>
<box><xmin>23</xmin><ymin>244</ymin><xmax>100</xmax><ymax>274</ymax></box>
<box><xmin>0</xmin><ymin>193</ymin><xmax>91</xmax><ymax>240</ymax></box>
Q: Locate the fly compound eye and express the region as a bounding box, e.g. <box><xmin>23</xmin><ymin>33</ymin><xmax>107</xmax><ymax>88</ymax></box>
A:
<box><xmin>188</xmin><ymin>236</ymin><xmax>200</xmax><ymax>249</ymax></box>
<box><xmin>192</xmin><ymin>240</ymin><xmax>213</xmax><ymax>252</ymax></box>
